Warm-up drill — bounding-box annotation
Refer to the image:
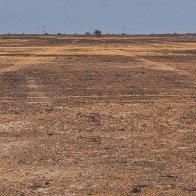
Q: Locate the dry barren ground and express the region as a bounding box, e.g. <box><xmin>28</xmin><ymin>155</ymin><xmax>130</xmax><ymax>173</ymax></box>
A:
<box><xmin>0</xmin><ymin>35</ymin><xmax>195</xmax><ymax>196</ymax></box>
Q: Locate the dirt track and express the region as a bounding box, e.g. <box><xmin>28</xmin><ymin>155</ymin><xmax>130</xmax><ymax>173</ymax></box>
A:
<box><xmin>0</xmin><ymin>35</ymin><xmax>195</xmax><ymax>195</ymax></box>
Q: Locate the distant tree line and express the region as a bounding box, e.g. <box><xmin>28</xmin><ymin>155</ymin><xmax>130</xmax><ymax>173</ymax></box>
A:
<box><xmin>1</xmin><ymin>32</ymin><xmax>196</xmax><ymax>36</ymax></box>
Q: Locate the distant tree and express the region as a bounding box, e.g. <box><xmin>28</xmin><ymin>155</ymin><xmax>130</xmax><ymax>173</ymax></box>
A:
<box><xmin>85</xmin><ymin>32</ymin><xmax>91</xmax><ymax>36</ymax></box>
<box><xmin>94</xmin><ymin>29</ymin><xmax>102</xmax><ymax>37</ymax></box>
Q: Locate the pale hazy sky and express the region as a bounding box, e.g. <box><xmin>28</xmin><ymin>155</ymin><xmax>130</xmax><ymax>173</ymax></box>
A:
<box><xmin>0</xmin><ymin>0</ymin><xmax>196</xmax><ymax>34</ymax></box>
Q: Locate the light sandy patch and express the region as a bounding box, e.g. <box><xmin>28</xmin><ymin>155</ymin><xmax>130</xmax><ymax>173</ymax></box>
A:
<box><xmin>139</xmin><ymin>59</ymin><xmax>176</xmax><ymax>71</ymax></box>
<box><xmin>0</xmin><ymin>57</ymin><xmax>42</xmax><ymax>73</ymax></box>
<box><xmin>26</xmin><ymin>76</ymin><xmax>51</xmax><ymax>105</ymax></box>
<box><xmin>0</xmin><ymin>121</ymin><xmax>31</xmax><ymax>131</ymax></box>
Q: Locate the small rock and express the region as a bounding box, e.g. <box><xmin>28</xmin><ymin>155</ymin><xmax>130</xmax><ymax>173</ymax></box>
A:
<box><xmin>132</xmin><ymin>185</ymin><xmax>141</xmax><ymax>193</ymax></box>
<box><xmin>46</xmin><ymin>108</ymin><xmax>53</xmax><ymax>112</ymax></box>
<box><xmin>130</xmin><ymin>184</ymin><xmax>148</xmax><ymax>194</ymax></box>
<box><xmin>47</xmin><ymin>132</ymin><xmax>54</xmax><ymax>136</ymax></box>
<box><xmin>45</xmin><ymin>181</ymin><xmax>50</xmax><ymax>185</ymax></box>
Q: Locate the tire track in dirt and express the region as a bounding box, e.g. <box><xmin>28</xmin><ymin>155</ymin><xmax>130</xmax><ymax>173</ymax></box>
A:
<box><xmin>0</xmin><ymin>64</ymin><xmax>28</xmax><ymax>74</ymax></box>
<box><xmin>139</xmin><ymin>58</ymin><xmax>176</xmax><ymax>71</ymax></box>
<box><xmin>26</xmin><ymin>75</ymin><xmax>51</xmax><ymax>104</ymax></box>
<box><xmin>0</xmin><ymin>93</ymin><xmax>195</xmax><ymax>103</ymax></box>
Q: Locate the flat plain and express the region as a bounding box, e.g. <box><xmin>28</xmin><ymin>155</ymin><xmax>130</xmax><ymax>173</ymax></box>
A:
<box><xmin>0</xmin><ymin>35</ymin><xmax>195</xmax><ymax>195</ymax></box>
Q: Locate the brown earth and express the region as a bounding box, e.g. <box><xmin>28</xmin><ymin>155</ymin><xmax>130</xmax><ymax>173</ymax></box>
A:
<box><xmin>0</xmin><ymin>35</ymin><xmax>195</xmax><ymax>196</ymax></box>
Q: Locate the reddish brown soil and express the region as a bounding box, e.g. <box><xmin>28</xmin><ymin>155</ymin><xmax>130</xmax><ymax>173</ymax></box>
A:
<box><xmin>0</xmin><ymin>35</ymin><xmax>195</xmax><ymax>196</ymax></box>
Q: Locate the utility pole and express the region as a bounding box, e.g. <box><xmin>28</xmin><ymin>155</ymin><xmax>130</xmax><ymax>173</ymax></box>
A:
<box><xmin>123</xmin><ymin>26</ymin><xmax>126</xmax><ymax>34</ymax></box>
<box><xmin>43</xmin><ymin>26</ymin><xmax>46</xmax><ymax>34</ymax></box>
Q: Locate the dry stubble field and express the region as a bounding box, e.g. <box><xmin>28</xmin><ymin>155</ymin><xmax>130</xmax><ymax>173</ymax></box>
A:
<box><xmin>0</xmin><ymin>35</ymin><xmax>195</xmax><ymax>195</ymax></box>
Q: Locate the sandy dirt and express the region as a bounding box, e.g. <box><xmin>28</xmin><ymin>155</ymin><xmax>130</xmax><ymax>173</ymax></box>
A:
<box><xmin>0</xmin><ymin>35</ymin><xmax>195</xmax><ymax>195</ymax></box>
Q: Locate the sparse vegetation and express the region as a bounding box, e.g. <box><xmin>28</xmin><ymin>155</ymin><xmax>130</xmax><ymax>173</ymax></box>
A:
<box><xmin>94</xmin><ymin>29</ymin><xmax>102</xmax><ymax>37</ymax></box>
<box><xmin>85</xmin><ymin>32</ymin><xmax>91</xmax><ymax>36</ymax></box>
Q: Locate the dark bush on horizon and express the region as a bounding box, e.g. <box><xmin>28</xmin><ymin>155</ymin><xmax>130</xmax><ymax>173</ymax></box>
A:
<box><xmin>94</xmin><ymin>29</ymin><xmax>102</xmax><ymax>37</ymax></box>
